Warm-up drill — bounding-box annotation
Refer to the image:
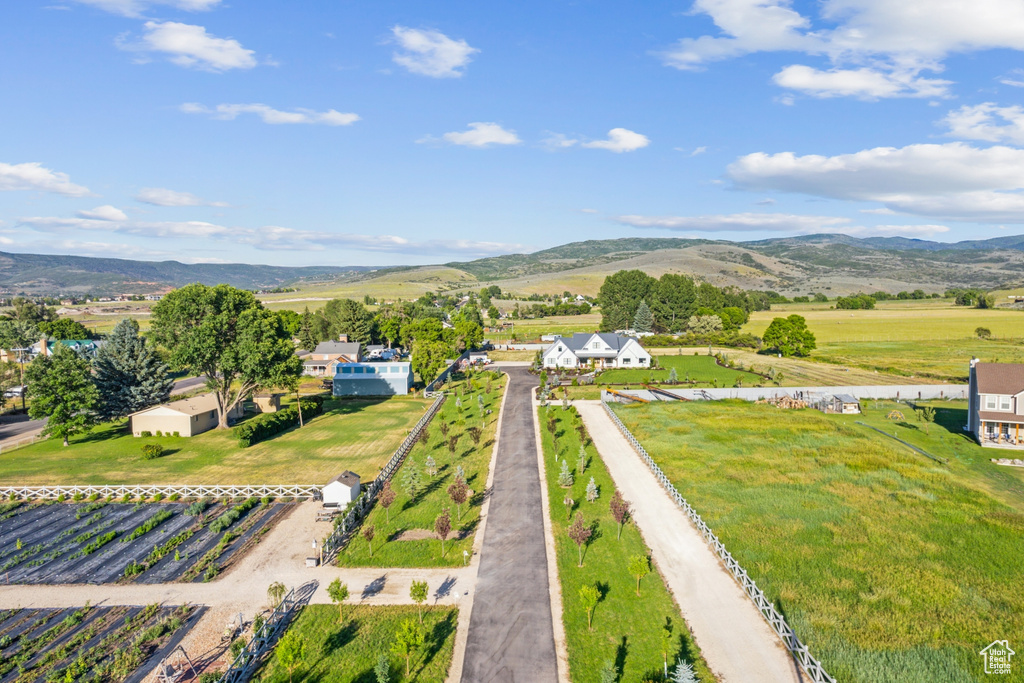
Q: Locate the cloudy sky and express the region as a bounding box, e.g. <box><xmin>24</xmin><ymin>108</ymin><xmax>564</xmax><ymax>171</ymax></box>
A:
<box><xmin>3</xmin><ymin>1</ymin><xmax>1024</xmax><ymax>265</ymax></box>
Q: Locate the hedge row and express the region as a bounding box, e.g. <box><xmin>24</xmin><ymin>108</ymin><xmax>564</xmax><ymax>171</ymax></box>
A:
<box><xmin>234</xmin><ymin>395</ymin><xmax>325</xmax><ymax>448</ymax></box>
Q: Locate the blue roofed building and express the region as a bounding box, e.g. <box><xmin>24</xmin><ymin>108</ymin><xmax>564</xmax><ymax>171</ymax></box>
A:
<box><xmin>333</xmin><ymin>362</ymin><xmax>413</xmax><ymax>397</ymax></box>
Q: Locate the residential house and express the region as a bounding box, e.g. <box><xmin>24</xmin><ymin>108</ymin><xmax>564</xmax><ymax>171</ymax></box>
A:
<box><xmin>542</xmin><ymin>332</ymin><xmax>652</xmax><ymax>370</ymax></box>
<box><xmin>29</xmin><ymin>339</ymin><xmax>105</xmax><ymax>359</ymax></box>
<box><xmin>968</xmin><ymin>359</ymin><xmax>1024</xmax><ymax>447</ymax></box>
<box><xmin>128</xmin><ymin>393</ymin><xmax>243</xmax><ymax>437</ymax></box>
<box><xmin>303</xmin><ymin>340</ymin><xmax>361</xmax><ymax>377</ymax></box>
<box><xmin>333</xmin><ymin>362</ymin><xmax>413</xmax><ymax>396</ymax></box>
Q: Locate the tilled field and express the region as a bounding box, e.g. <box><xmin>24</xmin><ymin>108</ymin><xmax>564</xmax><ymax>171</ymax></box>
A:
<box><xmin>0</xmin><ymin>499</ymin><xmax>289</xmax><ymax>585</ymax></box>
<box><xmin>0</xmin><ymin>603</ymin><xmax>204</xmax><ymax>682</ymax></box>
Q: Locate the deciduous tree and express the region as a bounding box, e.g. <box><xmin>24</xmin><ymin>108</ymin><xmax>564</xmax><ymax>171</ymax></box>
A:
<box><xmin>568</xmin><ymin>513</ymin><xmax>592</xmax><ymax>567</ymax></box>
<box><xmin>276</xmin><ymin>630</ymin><xmax>304</xmax><ymax>683</ymax></box>
<box><xmin>150</xmin><ymin>284</ymin><xmax>302</xmax><ymax>429</ymax></box>
<box><xmin>610</xmin><ymin>491</ymin><xmax>630</xmax><ymax>540</ymax></box>
<box><xmin>327</xmin><ymin>578</ymin><xmax>349</xmax><ymax>623</ymax></box>
<box><xmin>26</xmin><ymin>344</ymin><xmax>99</xmax><ymax>446</ymax></box>
<box><xmin>93</xmin><ymin>318</ymin><xmax>173</xmax><ymax>422</ymax></box>
<box><xmin>579</xmin><ymin>584</ymin><xmax>599</xmax><ymax>630</ymax></box>
<box><xmin>761</xmin><ymin>314</ymin><xmax>816</xmax><ymax>358</ymax></box>
<box><xmin>267</xmin><ymin>581</ymin><xmax>286</xmax><ymax>609</ymax></box>
<box><xmin>628</xmin><ymin>553</ymin><xmax>650</xmax><ymax>596</ymax></box>
<box><xmin>363</xmin><ymin>525</ymin><xmax>376</xmax><ymax>557</ymax></box>
<box><xmin>435</xmin><ymin>508</ymin><xmax>452</xmax><ymax>557</ymax></box>
<box><xmin>447</xmin><ymin>477</ymin><xmax>468</xmax><ymax>521</ymax></box>
<box><xmin>379</xmin><ymin>481</ymin><xmax>396</xmax><ymax>524</ymax></box>
<box><xmin>410</xmin><ymin>580</ymin><xmax>428</xmax><ymax>624</ymax></box>
<box><xmin>390</xmin><ymin>619</ymin><xmax>424</xmax><ymax>677</ymax></box>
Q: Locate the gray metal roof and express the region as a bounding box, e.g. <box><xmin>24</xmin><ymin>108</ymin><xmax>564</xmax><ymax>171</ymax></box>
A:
<box><xmin>313</xmin><ymin>341</ymin><xmax>361</xmax><ymax>357</ymax></box>
<box><xmin>833</xmin><ymin>394</ymin><xmax>859</xmax><ymax>404</ymax></box>
<box><xmin>327</xmin><ymin>470</ymin><xmax>360</xmax><ymax>487</ymax></box>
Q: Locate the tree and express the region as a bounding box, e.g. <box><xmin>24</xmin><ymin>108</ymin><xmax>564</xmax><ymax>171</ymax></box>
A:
<box><xmin>761</xmin><ymin>314</ymin><xmax>816</xmax><ymax>357</ymax></box>
<box><xmin>671</xmin><ymin>659</ymin><xmax>699</xmax><ymax>683</ymax></box>
<box><xmin>411</xmin><ymin>340</ymin><xmax>450</xmax><ymax>385</ymax></box>
<box><xmin>363</xmin><ymin>525</ymin><xmax>376</xmax><ymax>557</ymax></box>
<box><xmin>390</xmin><ymin>619</ymin><xmax>424</xmax><ymax>677</ymax></box>
<box><xmin>579</xmin><ymin>584</ymin><xmax>600</xmax><ymax>630</ymax></box>
<box><xmin>401</xmin><ymin>462</ymin><xmax>424</xmax><ymax>498</ymax></box>
<box><xmin>327</xmin><ymin>578</ymin><xmax>349</xmax><ymax>623</ymax></box>
<box><xmin>447</xmin><ymin>477</ymin><xmax>468</xmax><ymax>521</ymax></box>
<box><xmin>487</xmin><ymin>305</ymin><xmax>500</xmax><ymax>323</ymax></box>
<box><xmin>9</xmin><ymin>298</ymin><xmax>55</xmax><ymax>324</ymax></box>
<box><xmin>25</xmin><ymin>344</ymin><xmax>99</xmax><ymax>447</ymax></box>
<box><xmin>323</xmin><ymin>298</ymin><xmax>374</xmax><ymax>343</ymax></box>
<box><xmin>632</xmin><ymin>299</ymin><xmax>654</xmax><ymax>333</ymax></box>
<box><xmin>299</xmin><ymin>307</ymin><xmax>319</xmax><ymax>351</ymax></box>
<box><xmin>377</xmin><ymin>314</ymin><xmax>402</xmax><ymax>349</ymax></box>
<box><xmin>467</xmin><ymin>425</ymin><xmax>482</xmax><ymax>447</ymax></box>
<box><xmin>651</xmin><ymin>273</ymin><xmax>698</xmax><ymax>333</ymax></box>
<box><xmin>628</xmin><ymin>554</ymin><xmax>651</xmax><ymax>596</ymax></box>
<box><xmin>379</xmin><ymin>480</ymin><xmax>396</xmax><ymax>524</ymax></box>
<box><xmin>275</xmin><ymin>630</ymin><xmax>304</xmax><ymax>683</ymax></box>
<box><xmin>37</xmin><ymin>318</ymin><xmax>92</xmax><ymax>340</ymax></box>
<box><xmin>585</xmin><ymin>477</ymin><xmax>599</xmax><ymax>502</ymax></box>
<box><xmin>568</xmin><ymin>513</ymin><xmax>592</xmax><ymax>567</ymax></box>
<box><xmin>598</xmin><ymin>270</ymin><xmax>657</xmax><ymax>332</ymax></box>
<box><xmin>425</xmin><ymin>455</ymin><xmax>437</xmax><ymax>477</ymax></box>
<box><xmin>150</xmin><ymin>284</ymin><xmax>302</xmax><ymax>429</ymax></box>
<box><xmin>447</xmin><ymin>434</ymin><xmax>460</xmax><ymax>457</ymax></box>
<box><xmin>93</xmin><ymin>318</ymin><xmax>173</xmax><ymax>422</ymax></box>
<box><xmin>687</xmin><ymin>315</ymin><xmax>723</xmax><ymax>335</ymax></box>
<box><xmin>558</xmin><ymin>459</ymin><xmax>574</xmax><ymax>487</ymax></box>
<box><xmin>410</xmin><ymin>579</ymin><xmax>429</xmax><ymax>624</ymax></box>
<box><xmin>435</xmin><ymin>508</ymin><xmax>452</xmax><ymax>556</ymax></box>
<box><xmin>660</xmin><ymin>618</ymin><xmax>674</xmax><ymax>677</ymax></box>
<box><xmin>610</xmin><ymin>490</ymin><xmax>630</xmax><ymax>540</ymax></box>
<box><xmin>668</xmin><ymin>367</ymin><xmax>678</xmax><ymax>383</ymax></box>
<box><xmin>917</xmin><ymin>405</ymin><xmax>936</xmax><ymax>435</ymax></box>
<box><xmin>267</xmin><ymin>581</ymin><xmax>286</xmax><ymax>609</ymax></box>
<box><xmin>577</xmin><ymin>444</ymin><xmax>587</xmax><ymax>474</ymax></box>
<box><xmin>976</xmin><ymin>326</ymin><xmax>992</xmax><ymax>339</ymax></box>
<box><xmin>599</xmin><ymin>660</ymin><xmax>617</xmax><ymax>683</ymax></box>
<box><xmin>374</xmin><ymin>653</ymin><xmax>391</xmax><ymax>683</ymax></box>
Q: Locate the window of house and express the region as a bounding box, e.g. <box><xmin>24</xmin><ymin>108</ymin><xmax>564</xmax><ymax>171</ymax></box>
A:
<box><xmin>592</xmin><ymin>342</ymin><xmax>601</xmax><ymax>349</ymax></box>
<box><xmin>985</xmin><ymin>395</ymin><xmax>998</xmax><ymax>410</ymax></box>
<box><xmin>639</xmin><ymin>357</ymin><xmax>647</xmax><ymax>364</ymax></box>
<box><xmin>622</xmin><ymin>358</ymin><xmax>631</xmax><ymax>365</ymax></box>
<box><xmin>1000</xmin><ymin>396</ymin><xmax>1012</xmax><ymax>411</ymax></box>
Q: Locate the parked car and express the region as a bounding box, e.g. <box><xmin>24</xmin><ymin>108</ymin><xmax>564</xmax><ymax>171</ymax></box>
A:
<box><xmin>3</xmin><ymin>385</ymin><xmax>25</xmax><ymax>398</ymax></box>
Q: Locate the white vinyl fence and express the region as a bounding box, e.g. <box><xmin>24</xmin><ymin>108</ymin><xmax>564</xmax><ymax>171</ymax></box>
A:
<box><xmin>0</xmin><ymin>484</ymin><xmax>321</xmax><ymax>501</ymax></box>
<box><xmin>321</xmin><ymin>393</ymin><xmax>446</xmax><ymax>559</ymax></box>
<box><xmin>602</xmin><ymin>400</ymin><xmax>836</xmax><ymax>683</ymax></box>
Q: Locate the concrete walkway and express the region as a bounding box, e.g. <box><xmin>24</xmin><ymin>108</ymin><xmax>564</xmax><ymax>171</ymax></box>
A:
<box><xmin>461</xmin><ymin>366</ymin><xmax>559</xmax><ymax>683</ymax></box>
<box><xmin>575</xmin><ymin>401</ymin><xmax>803</xmax><ymax>683</ymax></box>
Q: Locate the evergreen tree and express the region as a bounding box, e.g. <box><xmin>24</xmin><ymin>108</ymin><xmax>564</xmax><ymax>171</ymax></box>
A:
<box><xmin>25</xmin><ymin>344</ymin><xmax>99</xmax><ymax>446</ymax></box>
<box><xmin>633</xmin><ymin>299</ymin><xmax>654</xmax><ymax>333</ymax></box>
<box><xmin>586</xmin><ymin>477</ymin><xmax>599</xmax><ymax>502</ymax></box>
<box><xmin>93</xmin><ymin>318</ymin><xmax>173</xmax><ymax>422</ymax></box>
<box><xmin>299</xmin><ymin>306</ymin><xmax>319</xmax><ymax>351</ymax></box>
<box><xmin>671</xmin><ymin>659</ymin><xmax>699</xmax><ymax>683</ymax></box>
<box><xmin>558</xmin><ymin>459</ymin><xmax>574</xmax><ymax>487</ymax></box>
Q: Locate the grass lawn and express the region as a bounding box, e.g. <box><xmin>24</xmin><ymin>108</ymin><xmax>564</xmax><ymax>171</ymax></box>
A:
<box><xmin>812</xmin><ymin>339</ymin><xmax>1024</xmax><ymax>382</ymax></box>
<box><xmin>598</xmin><ymin>353</ymin><xmax>762</xmax><ymax>387</ymax></box>
<box><xmin>614</xmin><ymin>400</ymin><xmax>1024</xmax><ymax>683</ymax></box>
<box><xmin>254</xmin><ymin>605</ymin><xmax>457</xmax><ymax>683</ymax></box>
<box><xmin>484</xmin><ymin>313</ymin><xmax>602</xmax><ymax>344</ymax></box>
<box><xmin>0</xmin><ymin>396</ymin><xmax>429</xmax><ymax>485</ymax></box>
<box><xmin>336</xmin><ymin>371</ymin><xmax>506</xmax><ymax>568</ymax></box>
<box><xmin>538</xmin><ymin>405</ymin><xmax>715</xmax><ymax>683</ymax></box>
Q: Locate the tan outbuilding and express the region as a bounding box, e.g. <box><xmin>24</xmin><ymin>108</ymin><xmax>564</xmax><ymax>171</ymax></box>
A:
<box><xmin>129</xmin><ymin>393</ymin><xmax>243</xmax><ymax>437</ymax></box>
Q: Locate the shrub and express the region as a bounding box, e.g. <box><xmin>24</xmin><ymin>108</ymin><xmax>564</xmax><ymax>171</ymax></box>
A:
<box><xmin>233</xmin><ymin>395</ymin><xmax>326</xmax><ymax>447</ymax></box>
<box><xmin>172</xmin><ymin>431</ymin><xmax>180</xmax><ymax>437</ymax></box>
<box><xmin>141</xmin><ymin>444</ymin><xmax>165</xmax><ymax>460</ymax></box>
<box><xmin>153</xmin><ymin>493</ymin><xmax>164</xmax><ymax>502</ymax></box>
<box><xmin>72</xmin><ymin>492</ymin><xmax>84</xmax><ymax>502</ymax></box>
<box><xmin>169</xmin><ymin>493</ymin><xmax>180</xmax><ymax>502</ymax></box>
<box><xmin>976</xmin><ymin>326</ymin><xmax>992</xmax><ymax>339</ymax></box>
<box><xmin>139</xmin><ymin>431</ymin><xmax>152</xmax><ymax>437</ymax></box>
<box><xmin>56</xmin><ymin>493</ymin><xmax>66</xmax><ymax>503</ymax></box>
<box><xmin>155</xmin><ymin>430</ymin><xmax>163</xmax><ymax>437</ymax></box>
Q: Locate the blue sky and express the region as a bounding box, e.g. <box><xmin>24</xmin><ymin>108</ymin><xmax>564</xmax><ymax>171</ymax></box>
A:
<box><xmin>3</xmin><ymin>0</ymin><xmax>1024</xmax><ymax>266</ymax></box>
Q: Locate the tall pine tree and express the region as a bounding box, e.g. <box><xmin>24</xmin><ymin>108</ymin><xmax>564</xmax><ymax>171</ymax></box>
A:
<box><xmin>93</xmin><ymin>318</ymin><xmax>173</xmax><ymax>421</ymax></box>
<box><xmin>633</xmin><ymin>299</ymin><xmax>654</xmax><ymax>333</ymax></box>
<box><xmin>299</xmin><ymin>306</ymin><xmax>319</xmax><ymax>351</ymax></box>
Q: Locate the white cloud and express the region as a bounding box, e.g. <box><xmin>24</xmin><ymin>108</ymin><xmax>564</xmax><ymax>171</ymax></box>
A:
<box><xmin>391</xmin><ymin>26</ymin><xmax>478</xmax><ymax>78</ymax></box>
<box><xmin>0</xmin><ymin>162</ymin><xmax>92</xmax><ymax>197</ymax></box>
<box><xmin>541</xmin><ymin>133</ymin><xmax>579</xmax><ymax>150</ymax></box>
<box><xmin>614</xmin><ymin>212</ymin><xmax>949</xmax><ymax>237</ymax></box>
<box><xmin>120</xmin><ymin>21</ymin><xmax>257</xmax><ymax>72</ymax></box>
<box><xmin>71</xmin><ymin>0</ymin><xmax>220</xmax><ymax>18</ymax></box>
<box><xmin>615</xmin><ymin>212</ymin><xmax>852</xmax><ymax>232</ymax></box>
<box><xmin>19</xmin><ymin>216</ymin><xmax>232</xmax><ymax>238</ymax></box>
<box><xmin>728</xmin><ymin>142</ymin><xmax>1024</xmax><ymax>222</ymax></box>
<box><xmin>7</xmin><ymin>239</ymin><xmax>173</xmax><ymax>260</ymax></box>
<box><xmin>691</xmin><ymin>146</ymin><xmax>708</xmax><ymax>156</ymax></box>
<box><xmin>942</xmin><ymin>103</ymin><xmax>1024</xmax><ymax>145</ymax></box>
<box><xmin>438</xmin><ymin>122</ymin><xmax>521</xmax><ymax>148</ymax></box>
<box><xmin>135</xmin><ymin>187</ymin><xmax>229</xmax><ymax>207</ymax></box>
<box><xmin>773</xmin><ymin>64</ymin><xmax>951</xmax><ymax>99</ymax></box>
<box><xmin>581</xmin><ymin>128</ymin><xmax>650</xmax><ymax>153</ymax></box>
<box><xmin>180</xmin><ymin>103</ymin><xmax>359</xmax><ymax>126</ymax></box>
<box><xmin>661</xmin><ymin>0</ymin><xmax>1024</xmax><ymax>99</ymax></box>
<box><xmin>860</xmin><ymin>207</ymin><xmax>896</xmax><ymax>214</ymax></box>
<box><xmin>1001</xmin><ymin>69</ymin><xmax>1024</xmax><ymax>87</ymax></box>
<box><xmin>76</xmin><ymin>205</ymin><xmax>127</xmax><ymax>221</ymax></box>
<box><xmin>580</xmin><ymin>208</ymin><xmax>599</xmax><ymax>214</ymax></box>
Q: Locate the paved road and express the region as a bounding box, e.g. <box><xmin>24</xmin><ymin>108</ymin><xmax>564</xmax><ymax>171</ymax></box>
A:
<box><xmin>0</xmin><ymin>418</ymin><xmax>45</xmax><ymax>449</ymax></box>
<box><xmin>576</xmin><ymin>401</ymin><xmax>803</xmax><ymax>683</ymax></box>
<box><xmin>461</xmin><ymin>366</ymin><xmax>558</xmax><ymax>683</ymax></box>
<box><xmin>171</xmin><ymin>375</ymin><xmax>208</xmax><ymax>395</ymax></box>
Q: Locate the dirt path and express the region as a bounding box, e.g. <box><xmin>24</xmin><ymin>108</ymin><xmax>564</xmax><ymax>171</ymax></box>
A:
<box><xmin>575</xmin><ymin>401</ymin><xmax>804</xmax><ymax>683</ymax></box>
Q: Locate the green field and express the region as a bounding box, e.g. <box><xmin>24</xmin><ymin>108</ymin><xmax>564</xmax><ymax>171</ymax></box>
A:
<box><xmin>538</xmin><ymin>405</ymin><xmax>714</xmax><ymax>683</ymax></box>
<box><xmin>337</xmin><ymin>371</ymin><xmax>506</xmax><ymax>568</ymax></box>
<box><xmin>0</xmin><ymin>396</ymin><xmax>429</xmax><ymax>485</ymax></box>
<box><xmin>254</xmin><ymin>605</ymin><xmax>457</xmax><ymax>683</ymax></box>
<box><xmin>812</xmin><ymin>339</ymin><xmax>1024</xmax><ymax>382</ymax></box>
<box><xmin>485</xmin><ymin>312</ymin><xmax>601</xmax><ymax>343</ymax></box>
<box><xmin>598</xmin><ymin>353</ymin><xmax>763</xmax><ymax>387</ymax></box>
<box><xmin>613</xmin><ymin>400</ymin><xmax>1024</xmax><ymax>683</ymax></box>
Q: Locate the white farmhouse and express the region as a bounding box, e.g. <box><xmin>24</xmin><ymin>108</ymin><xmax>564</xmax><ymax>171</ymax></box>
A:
<box><xmin>542</xmin><ymin>332</ymin><xmax>652</xmax><ymax>370</ymax></box>
<box><xmin>322</xmin><ymin>471</ymin><xmax>361</xmax><ymax>507</ymax></box>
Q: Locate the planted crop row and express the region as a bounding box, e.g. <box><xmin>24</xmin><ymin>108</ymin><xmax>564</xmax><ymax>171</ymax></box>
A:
<box><xmin>122</xmin><ymin>509</ymin><xmax>174</xmax><ymax>543</ymax></box>
<box><xmin>182</xmin><ymin>500</ymin><xmax>270</xmax><ymax>582</ymax></box>
<box><xmin>70</xmin><ymin>531</ymin><xmax>118</xmax><ymax>559</ymax></box>
<box><xmin>0</xmin><ymin>604</ymin><xmax>91</xmax><ymax>678</ymax></box>
<box><xmin>124</xmin><ymin>523</ymin><xmax>202</xmax><ymax>579</ymax></box>
<box><xmin>207</xmin><ymin>497</ymin><xmax>258</xmax><ymax>533</ymax></box>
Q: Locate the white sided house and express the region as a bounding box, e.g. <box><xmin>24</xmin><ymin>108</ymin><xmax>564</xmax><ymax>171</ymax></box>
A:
<box><xmin>542</xmin><ymin>332</ymin><xmax>652</xmax><ymax>370</ymax></box>
<box><xmin>968</xmin><ymin>360</ymin><xmax>1024</xmax><ymax>448</ymax></box>
<box><xmin>129</xmin><ymin>393</ymin><xmax>243</xmax><ymax>437</ymax></box>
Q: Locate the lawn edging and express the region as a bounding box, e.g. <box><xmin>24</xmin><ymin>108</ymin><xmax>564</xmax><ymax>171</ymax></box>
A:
<box><xmin>602</xmin><ymin>399</ymin><xmax>836</xmax><ymax>683</ymax></box>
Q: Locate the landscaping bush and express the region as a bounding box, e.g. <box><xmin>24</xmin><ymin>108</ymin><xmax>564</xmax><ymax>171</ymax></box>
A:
<box><xmin>140</xmin><ymin>444</ymin><xmax>164</xmax><ymax>460</ymax></box>
<box><xmin>139</xmin><ymin>431</ymin><xmax>152</xmax><ymax>437</ymax></box>
<box><xmin>233</xmin><ymin>395</ymin><xmax>325</xmax><ymax>447</ymax></box>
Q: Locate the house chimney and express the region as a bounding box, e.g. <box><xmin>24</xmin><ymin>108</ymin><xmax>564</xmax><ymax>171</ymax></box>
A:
<box><xmin>338</xmin><ymin>334</ymin><xmax>349</xmax><ymax>343</ymax></box>
<box><xmin>40</xmin><ymin>337</ymin><xmax>48</xmax><ymax>357</ymax></box>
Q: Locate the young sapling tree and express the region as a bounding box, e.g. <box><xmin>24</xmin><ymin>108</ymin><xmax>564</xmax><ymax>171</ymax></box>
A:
<box><xmin>579</xmin><ymin>584</ymin><xmax>600</xmax><ymax>630</ymax></box>
<box><xmin>568</xmin><ymin>513</ymin><xmax>592</xmax><ymax>567</ymax></box>
<box><xmin>435</xmin><ymin>508</ymin><xmax>452</xmax><ymax>557</ymax></box>
<box><xmin>610</xmin><ymin>490</ymin><xmax>631</xmax><ymax>540</ymax></box>
<box><xmin>410</xmin><ymin>579</ymin><xmax>429</xmax><ymax>624</ymax></box>
<box><xmin>379</xmin><ymin>481</ymin><xmax>396</xmax><ymax>524</ymax></box>
<box><xmin>363</xmin><ymin>525</ymin><xmax>376</xmax><ymax>557</ymax></box>
<box><xmin>447</xmin><ymin>477</ymin><xmax>468</xmax><ymax>521</ymax></box>
<box><xmin>327</xmin><ymin>578</ymin><xmax>349</xmax><ymax>623</ymax></box>
<box><xmin>628</xmin><ymin>553</ymin><xmax>650</xmax><ymax>596</ymax></box>
<box><xmin>585</xmin><ymin>477</ymin><xmax>599</xmax><ymax>503</ymax></box>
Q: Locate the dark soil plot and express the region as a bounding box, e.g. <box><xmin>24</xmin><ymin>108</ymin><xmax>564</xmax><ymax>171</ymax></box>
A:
<box><xmin>0</xmin><ymin>604</ymin><xmax>198</xmax><ymax>683</ymax></box>
<box><xmin>203</xmin><ymin>503</ymin><xmax>288</xmax><ymax>574</ymax></box>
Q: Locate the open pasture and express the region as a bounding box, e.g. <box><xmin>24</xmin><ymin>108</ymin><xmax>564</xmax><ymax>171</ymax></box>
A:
<box><xmin>484</xmin><ymin>312</ymin><xmax>602</xmax><ymax>343</ymax></box>
<box><xmin>0</xmin><ymin>499</ymin><xmax>286</xmax><ymax>584</ymax></box>
<box><xmin>0</xmin><ymin>603</ymin><xmax>200</xmax><ymax>683</ymax></box>
<box><xmin>614</xmin><ymin>400</ymin><xmax>1024</xmax><ymax>683</ymax></box>
<box><xmin>254</xmin><ymin>604</ymin><xmax>457</xmax><ymax>683</ymax></box>
<box><xmin>599</xmin><ymin>353</ymin><xmax>762</xmax><ymax>387</ymax></box>
<box><xmin>0</xmin><ymin>396</ymin><xmax>427</xmax><ymax>486</ymax></box>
